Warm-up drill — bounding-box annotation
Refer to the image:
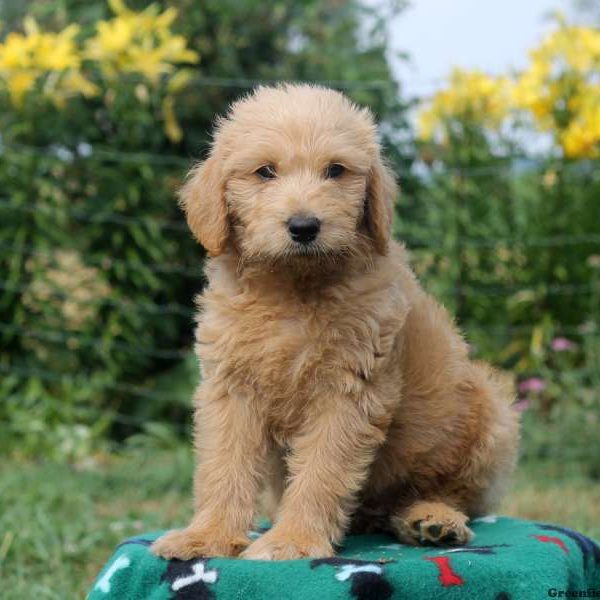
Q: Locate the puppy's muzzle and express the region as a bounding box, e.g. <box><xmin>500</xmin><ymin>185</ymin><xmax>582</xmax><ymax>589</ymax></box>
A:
<box><xmin>287</xmin><ymin>215</ymin><xmax>321</xmax><ymax>244</ymax></box>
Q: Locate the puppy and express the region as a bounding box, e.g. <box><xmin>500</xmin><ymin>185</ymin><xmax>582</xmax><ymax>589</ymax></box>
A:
<box><xmin>152</xmin><ymin>84</ymin><xmax>520</xmax><ymax>561</ymax></box>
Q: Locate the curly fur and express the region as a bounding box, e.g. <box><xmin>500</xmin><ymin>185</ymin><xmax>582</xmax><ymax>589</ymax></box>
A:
<box><xmin>152</xmin><ymin>84</ymin><xmax>520</xmax><ymax>561</ymax></box>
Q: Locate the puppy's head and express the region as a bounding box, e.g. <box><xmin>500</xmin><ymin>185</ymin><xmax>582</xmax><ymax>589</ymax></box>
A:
<box><xmin>180</xmin><ymin>84</ymin><xmax>397</xmax><ymax>265</ymax></box>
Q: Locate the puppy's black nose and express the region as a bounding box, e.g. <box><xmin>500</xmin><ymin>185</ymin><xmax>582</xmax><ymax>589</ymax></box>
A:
<box><xmin>287</xmin><ymin>215</ymin><xmax>321</xmax><ymax>244</ymax></box>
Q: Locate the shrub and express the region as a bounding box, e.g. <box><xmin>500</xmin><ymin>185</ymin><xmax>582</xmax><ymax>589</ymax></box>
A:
<box><xmin>0</xmin><ymin>0</ymin><xmax>408</xmax><ymax>459</ymax></box>
<box><xmin>411</xmin><ymin>14</ymin><xmax>600</xmax><ymax>474</ymax></box>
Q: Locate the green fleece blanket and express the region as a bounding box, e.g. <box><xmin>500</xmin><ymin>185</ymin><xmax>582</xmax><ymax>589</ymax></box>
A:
<box><xmin>88</xmin><ymin>516</ymin><xmax>600</xmax><ymax>600</ymax></box>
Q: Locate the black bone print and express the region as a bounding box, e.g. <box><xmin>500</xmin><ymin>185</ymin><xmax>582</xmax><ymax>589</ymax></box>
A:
<box><xmin>161</xmin><ymin>558</ymin><xmax>218</xmax><ymax>600</ymax></box>
<box><xmin>311</xmin><ymin>557</ymin><xmax>394</xmax><ymax>600</ymax></box>
<box><xmin>441</xmin><ymin>543</ymin><xmax>511</xmax><ymax>555</ymax></box>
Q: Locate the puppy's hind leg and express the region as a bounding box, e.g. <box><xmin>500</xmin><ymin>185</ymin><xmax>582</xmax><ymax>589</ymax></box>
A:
<box><xmin>390</xmin><ymin>500</ymin><xmax>474</xmax><ymax>546</ymax></box>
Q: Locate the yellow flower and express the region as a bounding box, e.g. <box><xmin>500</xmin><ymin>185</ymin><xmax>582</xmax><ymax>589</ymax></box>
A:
<box><xmin>62</xmin><ymin>71</ymin><xmax>100</xmax><ymax>98</ymax></box>
<box><xmin>38</xmin><ymin>24</ymin><xmax>81</xmax><ymax>71</ymax></box>
<box><xmin>167</xmin><ymin>68</ymin><xmax>194</xmax><ymax>94</ymax></box>
<box><xmin>560</xmin><ymin>95</ymin><xmax>600</xmax><ymax>158</ymax></box>
<box><xmin>513</xmin><ymin>16</ymin><xmax>600</xmax><ymax>157</ymax></box>
<box><xmin>51</xmin><ymin>71</ymin><xmax>100</xmax><ymax>107</ymax></box>
<box><xmin>85</xmin><ymin>0</ymin><xmax>199</xmax><ymax>83</ymax></box>
<box><xmin>1</xmin><ymin>20</ymin><xmax>81</xmax><ymax>71</ymax></box>
<box><xmin>417</xmin><ymin>108</ymin><xmax>436</xmax><ymax>141</ymax></box>
<box><xmin>6</xmin><ymin>71</ymin><xmax>36</xmax><ymax>105</ymax></box>
<box><xmin>512</xmin><ymin>70</ymin><xmax>555</xmax><ymax>129</ymax></box>
<box><xmin>417</xmin><ymin>68</ymin><xmax>510</xmax><ymax>140</ymax></box>
<box><xmin>162</xmin><ymin>95</ymin><xmax>182</xmax><ymax>143</ymax></box>
<box><xmin>84</xmin><ymin>0</ymin><xmax>198</xmax><ymax>142</ymax></box>
<box><xmin>92</xmin><ymin>19</ymin><xmax>134</xmax><ymax>57</ymax></box>
<box><xmin>561</xmin><ymin>123</ymin><xmax>597</xmax><ymax>158</ymax></box>
<box><xmin>0</xmin><ymin>17</ymin><xmax>96</xmax><ymax>107</ymax></box>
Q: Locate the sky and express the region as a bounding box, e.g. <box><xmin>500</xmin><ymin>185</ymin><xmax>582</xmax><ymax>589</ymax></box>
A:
<box><xmin>389</xmin><ymin>0</ymin><xmax>569</xmax><ymax>96</ymax></box>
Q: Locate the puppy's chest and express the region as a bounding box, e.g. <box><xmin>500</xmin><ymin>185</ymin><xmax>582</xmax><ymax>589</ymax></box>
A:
<box><xmin>196</xmin><ymin>293</ymin><xmax>389</xmax><ymax>396</ymax></box>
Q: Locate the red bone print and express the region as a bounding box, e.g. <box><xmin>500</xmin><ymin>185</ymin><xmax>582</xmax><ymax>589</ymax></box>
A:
<box><xmin>424</xmin><ymin>556</ymin><xmax>465</xmax><ymax>586</ymax></box>
<box><xmin>531</xmin><ymin>534</ymin><xmax>569</xmax><ymax>554</ymax></box>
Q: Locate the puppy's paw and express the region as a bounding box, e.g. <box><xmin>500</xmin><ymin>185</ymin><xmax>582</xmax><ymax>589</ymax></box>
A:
<box><xmin>241</xmin><ymin>528</ymin><xmax>333</xmax><ymax>560</ymax></box>
<box><xmin>151</xmin><ymin>527</ymin><xmax>250</xmax><ymax>560</ymax></box>
<box><xmin>390</xmin><ymin>501</ymin><xmax>474</xmax><ymax>546</ymax></box>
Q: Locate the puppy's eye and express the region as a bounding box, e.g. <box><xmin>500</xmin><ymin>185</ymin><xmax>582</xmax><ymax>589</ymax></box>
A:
<box><xmin>325</xmin><ymin>163</ymin><xmax>346</xmax><ymax>179</ymax></box>
<box><xmin>255</xmin><ymin>165</ymin><xmax>277</xmax><ymax>180</ymax></box>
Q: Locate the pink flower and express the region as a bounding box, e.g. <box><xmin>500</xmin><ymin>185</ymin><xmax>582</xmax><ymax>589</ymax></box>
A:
<box><xmin>551</xmin><ymin>337</ymin><xmax>575</xmax><ymax>352</ymax></box>
<box><xmin>518</xmin><ymin>377</ymin><xmax>546</xmax><ymax>393</ymax></box>
<box><xmin>512</xmin><ymin>398</ymin><xmax>530</xmax><ymax>412</ymax></box>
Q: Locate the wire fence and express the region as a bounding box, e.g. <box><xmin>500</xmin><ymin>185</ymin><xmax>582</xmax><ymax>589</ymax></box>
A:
<box><xmin>5</xmin><ymin>139</ymin><xmax>600</xmax><ymax>176</ymax></box>
<box><xmin>4</xmin><ymin>196</ymin><xmax>600</xmax><ymax>252</ymax></box>
<box><xmin>3</xmin><ymin>205</ymin><xmax>597</xmax><ymax>436</ymax></box>
<box><xmin>78</xmin><ymin>73</ymin><xmax>397</xmax><ymax>91</ymax></box>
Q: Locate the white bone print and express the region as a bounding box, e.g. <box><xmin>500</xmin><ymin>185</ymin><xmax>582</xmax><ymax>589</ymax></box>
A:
<box><xmin>95</xmin><ymin>555</ymin><xmax>131</xmax><ymax>593</ymax></box>
<box><xmin>335</xmin><ymin>564</ymin><xmax>383</xmax><ymax>581</ymax></box>
<box><xmin>171</xmin><ymin>561</ymin><xmax>218</xmax><ymax>591</ymax></box>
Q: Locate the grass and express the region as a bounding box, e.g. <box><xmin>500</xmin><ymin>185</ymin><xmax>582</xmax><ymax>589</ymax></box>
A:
<box><xmin>0</xmin><ymin>448</ymin><xmax>598</xmax><ymax>599</ymax></box>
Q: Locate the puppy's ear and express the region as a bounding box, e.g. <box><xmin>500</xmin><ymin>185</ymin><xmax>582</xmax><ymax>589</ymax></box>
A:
<box><xmin>365</xmin><ymin>157</ymin><xmax>397</xmax><ymax>255</ymax></box>
<box><xmin>178</xmin><ymin>155</ymin><xmax>229</xmax><ymax>256</ymax></box>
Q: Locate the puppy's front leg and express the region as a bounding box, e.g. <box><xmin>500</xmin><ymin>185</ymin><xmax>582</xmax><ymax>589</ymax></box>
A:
<box><xmin>152</xmin><ymin>382</ymin><xmax>266</xmax><ymax>559</ymax></box>
<box><xmin>243</xmin><ymin>397</ymin><xmax>386</xmax><ymax>560</ymax></box>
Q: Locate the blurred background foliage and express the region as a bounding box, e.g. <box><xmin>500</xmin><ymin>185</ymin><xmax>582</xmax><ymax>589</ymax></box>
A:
<box><xmin>0</xmin><ymin>0</ymin><xmax>413</xmax><ymax>460</ymax></box>
<box><xmin>0</xmin><ymin>0</ymin><xmax>598</xmax><ymax>477</ymax></box>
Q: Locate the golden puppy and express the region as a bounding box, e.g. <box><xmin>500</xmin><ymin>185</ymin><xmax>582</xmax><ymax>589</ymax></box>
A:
<box><xmin>152</xmin><ymin>84</ymin><xmax>520</xmax><ymax>561</ymax></box>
